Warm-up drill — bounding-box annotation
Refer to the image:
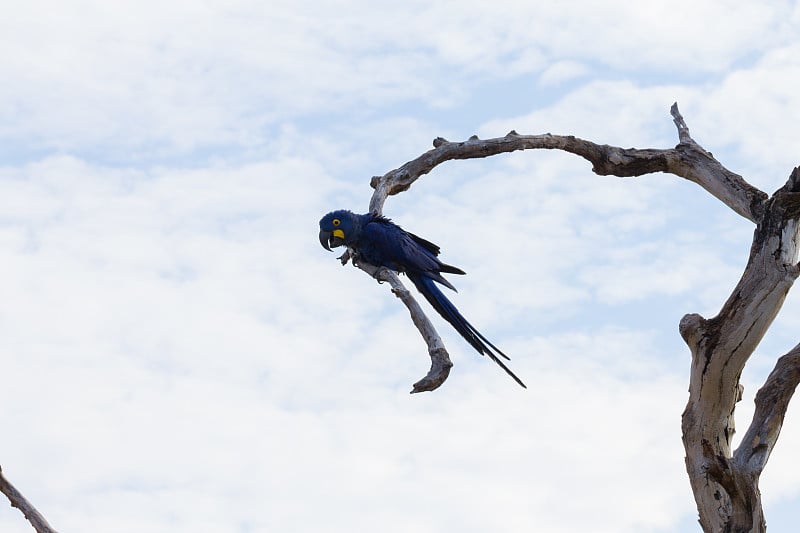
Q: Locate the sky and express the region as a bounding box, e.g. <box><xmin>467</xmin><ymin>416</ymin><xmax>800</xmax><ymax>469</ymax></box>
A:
<box><xmin>2</xmin><ymin>1</ymin><xmax>800</xmax><ymax>532</ymax></box>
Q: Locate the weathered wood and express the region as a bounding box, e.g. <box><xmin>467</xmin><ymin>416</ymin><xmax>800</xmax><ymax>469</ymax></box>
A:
<box><xmin>351</xmin><ymin>103</ymin><xmax>800</xmax><ymax>530</ymax></box>
<box><xmin>736</xmin><ymin>345</ymin><xmax>800</xmax><ymax>473</ymax></box>
<box><xmin>368</xmin><ymin>104</ymin><xmax>767</xmax><ymax>222</ymax></box>
<box><xmin>337</xmin><ymin>250</ymin><xmax>452</xmax><ymax>392</ymax></box>
<box><xmin>0</xmin><ymin>466</ymin><xmax>59</xmax><ymax>533</ymax></box>
<box><xmin>680</xmin><ymin>181</ymin><xmax>800</xmax><ymax>531</ymax></box>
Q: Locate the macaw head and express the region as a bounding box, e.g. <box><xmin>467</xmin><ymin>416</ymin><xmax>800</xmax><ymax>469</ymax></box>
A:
<box><xmin>319</xmin><ymin>209</ymin><xmax>358</xmax><ymax>251</ymax></box>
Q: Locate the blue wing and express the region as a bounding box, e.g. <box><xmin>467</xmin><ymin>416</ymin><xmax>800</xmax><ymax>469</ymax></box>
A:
<box><xmin>360</xmin><ymin>218</ymin><xmax>464</xmax><ymax>290</ymax></box>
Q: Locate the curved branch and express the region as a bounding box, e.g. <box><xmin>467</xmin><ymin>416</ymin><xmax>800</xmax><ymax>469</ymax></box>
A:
<box><xmin>0</xmin><ymin>466</ymin><xmax>59</xmax><ymax>533</ymax></box>
<box><xmin>378</xmin><ymin>269</ymin><xmax>453</xmax><ymax>393</ymax></box>
<box><xmin>363</xmin><ymin>103</ymin><xmax>771</xmax><ymax>392</ymax></box>
<box><xmin>339</xmin><ymin>251</ymin><xmax>452</xmax><ymax>392</ymax></box>
<box><xmin>735</xmin><ymin>343</ymin><xmax>800</xmax><ymax>473</ymax></box>
<box><xmin>369</xmin><ymin>132</ymin><xmax>671</xmax><ymax>213</ymax></box>
<box><xmin>369</xmin><ymin>103</ymin><xmax>768</xmax><ymax>222</ymax></box>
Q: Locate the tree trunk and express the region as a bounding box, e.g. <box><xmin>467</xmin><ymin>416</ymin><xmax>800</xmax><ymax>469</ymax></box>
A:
<box><xmin>680</xmin><ymin>172</ymin><xmax>800</xmax><ymax>532</ymax></box>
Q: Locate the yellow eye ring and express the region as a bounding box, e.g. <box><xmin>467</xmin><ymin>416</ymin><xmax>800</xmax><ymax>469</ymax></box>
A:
<box><xmin>332</xmin><ymin>219</ymin><xmax>341</xmax><ymax>226</ymax></box>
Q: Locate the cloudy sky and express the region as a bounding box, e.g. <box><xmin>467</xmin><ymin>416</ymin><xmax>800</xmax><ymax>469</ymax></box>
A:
<box><xmin>2</xmin><ymin>1</ymin><xmax>800</xmax><ymax>531</ymax></box>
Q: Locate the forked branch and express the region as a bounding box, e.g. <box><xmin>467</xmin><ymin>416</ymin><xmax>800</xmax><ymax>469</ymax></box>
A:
<box><xmin>363</xmin><ymin>103</ymin><xmax>771</xmax><ymax>392</ymax></box>
<box><xmin>351</xmin><ymin>100</ymin><xmax>800</xmax><ymax>531</ymax></box>
<box><xmin>369</xmin><ymin>103</ymin><xmax>767</xmax><ymax>221</ymax></box>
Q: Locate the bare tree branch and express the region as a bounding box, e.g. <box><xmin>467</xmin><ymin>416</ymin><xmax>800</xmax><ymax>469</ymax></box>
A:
<box><xmin>352</xmin><ymin>102</ymin><xmax>800</xmax><ymax>530</ymax></box>
<box><xmin>379</xmin><ymin>269</ymin><xmax>453</xmax><ymax>393</ymax></box>
<box><xmin>0</xmin><ymin>466</ymin><xmax>59</xmax><ymax>533</ymax></box>
<box><xmin>667</xmin><ymin>103</ymin><xmax>769</xmax><ymax>222</ymax></box>
<box><xmin>671</xmin><ymin>101</ymin><xmax>693</xmax><ymax>143</ymax></box>
<box><xmin>339</xmin><ymin>250</ymin><xmax>452</xmax><ymax>392</ymax></box>
<box><xmin>679</xmin><ymin>163</ymin><xmax>800</xmax><ymax>532</ymax></box>
<box><xmin>368</xmin><ymin>103</ymin><xmax>768</xmax><ymax>222</ymax></box>
<box><xmin>735</xmin><ymin>344</ymin><xmax>800</xmax><ymax>473</ymax></box>
<box><xmin>362</xmin><ymin>102</ymin><xmax>774</xmax><ymax>393</ymax></box>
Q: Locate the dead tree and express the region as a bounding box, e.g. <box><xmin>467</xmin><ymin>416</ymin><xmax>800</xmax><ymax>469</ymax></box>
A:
<box><xmin>340</xmin><ymin>104</ymin><xmax>800</xmax><ymax>532</ymax></box>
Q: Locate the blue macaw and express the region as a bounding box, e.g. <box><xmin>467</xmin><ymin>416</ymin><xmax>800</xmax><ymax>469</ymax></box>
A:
<box><xmin>319</xmin><ymin>209</ymin><xmax>525</xmax><ymax>388</ymax></box>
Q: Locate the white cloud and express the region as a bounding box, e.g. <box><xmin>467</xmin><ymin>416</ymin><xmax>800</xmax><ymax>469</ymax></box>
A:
<box><xmin>692</xmin><ymin>43</ymin><xmax>800</xmax><ymax>190</ymax></box>
<box><xmin>539</xmin><ymin>60</ymin><xmax>591</xmax><ymax>87</ymax></box>
<box><xmin>2</xmin><ymin>0</ymin><xmax>797</xmax><ymax>161</ymax></box>
<box><xmin>0</xmin><ymin>148</ymin><xmax>704</xmax><ymax>533</ymax></box>
<box><xmin>4</xmin><ymin>1</ymin><xmax>800</xmax><ymax>531</ymax></box>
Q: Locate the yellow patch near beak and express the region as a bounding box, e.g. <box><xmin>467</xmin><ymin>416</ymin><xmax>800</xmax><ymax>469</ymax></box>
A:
<box><xmin>333</xmin><ymin>229</ymin><xmax>345</xmax><ymax>239</ymax></box>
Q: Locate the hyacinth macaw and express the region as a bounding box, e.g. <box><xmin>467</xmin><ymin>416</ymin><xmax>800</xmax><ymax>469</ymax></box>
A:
<box><xmin>319</xmin><ymin>209</ymin><xmax>525</xmax><ymax>388</ymax></box>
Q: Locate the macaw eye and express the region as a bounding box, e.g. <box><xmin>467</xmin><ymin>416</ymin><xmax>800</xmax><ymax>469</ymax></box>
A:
<box><xmin>332</xmin><ymin>219</ymin><xmax>341</xmax><ymax>226</ymax></box>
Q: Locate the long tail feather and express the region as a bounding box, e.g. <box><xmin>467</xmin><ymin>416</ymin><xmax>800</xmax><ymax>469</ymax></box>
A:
<box><xmin>409</xmin><ymin>274</ymin><xmax>526</xmax><ymax>388</ymax></box>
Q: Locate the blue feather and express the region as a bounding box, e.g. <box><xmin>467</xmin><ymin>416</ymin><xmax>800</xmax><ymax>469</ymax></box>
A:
<box><xmin>408</xmin><ymin>274</ymin><xmax>526</xmax><ymax>388</ymax></box>
<box><xmin>319</xmin><ymin>210</ymin><xmax>525</xmax><ymax>387</ymax></box>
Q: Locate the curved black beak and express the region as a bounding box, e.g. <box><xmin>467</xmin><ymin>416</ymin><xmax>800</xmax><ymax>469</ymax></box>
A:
<box><xmin>319</xmin><ymin>229</ymin><xmax>333</xmax><ymax>251</ymax></box>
